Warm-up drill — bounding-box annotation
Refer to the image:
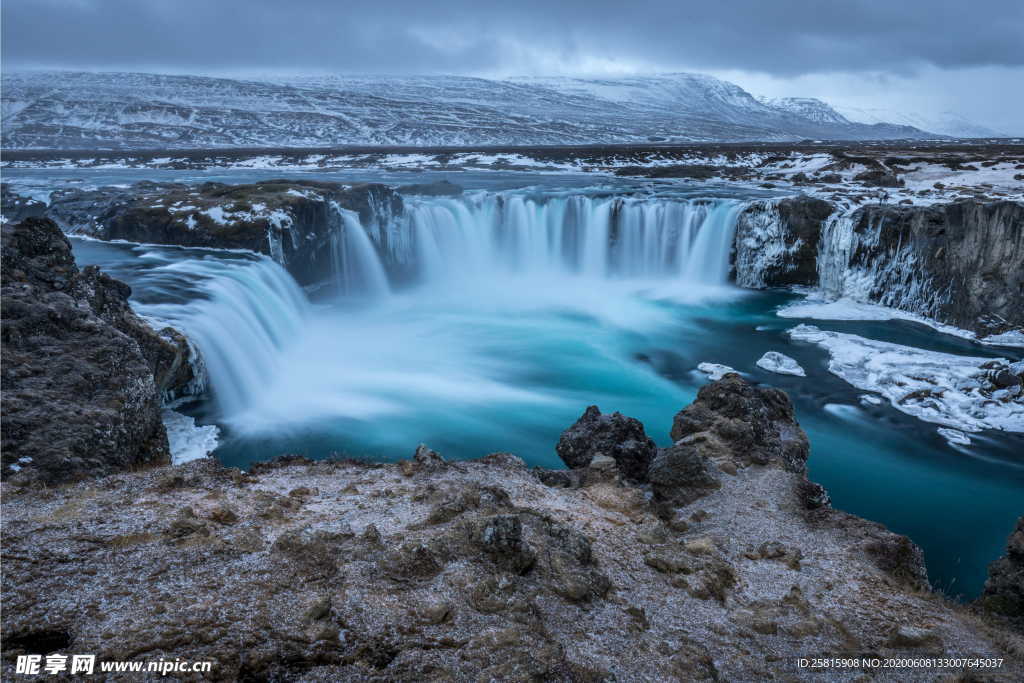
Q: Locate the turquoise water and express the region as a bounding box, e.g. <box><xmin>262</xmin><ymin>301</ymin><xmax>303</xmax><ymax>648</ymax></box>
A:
<box><xmin>16</xmin><ymin>168</ymin><xmax>1022</xmax><ymax>601</ymax></box>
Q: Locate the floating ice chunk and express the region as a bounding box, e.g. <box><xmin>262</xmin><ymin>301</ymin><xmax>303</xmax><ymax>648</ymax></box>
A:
<box><xmin>787</xmin><ymin>324</ymin><xmax>1024</xmax><ymax>433</ymax></box>
<box><xmin>859</xmin><ymin>394</ymin><xmax>883</xmax><ymax>406</ymax></box>
<box><xmin>756</xmin><ymin>351</ymin><xmax>806</xmax><ymax>377</ymax></box>
<box><xmin>937</xmin><ymin>428</ymin><xmax>971</xmax><ymax>446</ymax></box>
<box><xmin>697</xmin><ymin>362</ymin><xmax>738</xmax><ymax>380</ymax></box>
<box><xmin>163</xmin><ymin>409</ymin><xmax>220</xmax><ymax>465</ymax></box>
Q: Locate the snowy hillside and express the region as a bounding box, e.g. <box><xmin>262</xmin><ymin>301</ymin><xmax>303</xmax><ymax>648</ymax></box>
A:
<box><xmin>756</xmin><ymin>97</ymin><xmax>851</xmax><ymax>125</ymax></box>
<box><xmin>2</xmin><ymin>70</ymin><xmax>940</xmax><ymax>150</ymax></box>
<box><xmin>833</xmin><ymin>105</ymin><xmax>1007</xmax><ymax>138</ymax></box>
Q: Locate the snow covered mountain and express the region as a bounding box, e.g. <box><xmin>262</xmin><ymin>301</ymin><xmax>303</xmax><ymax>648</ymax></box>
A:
<box><xmin>1</xmin><ymin>71</ymin><xmax>939</xmax><ymax>150</ymax></box>
<box><xmin>831</xmin><ymin>105</ymin><xmax>1007</xmax><ymax>139</ymax></box>
<box><xmin>756</xmin><ymin>97</ymin><xmax>851</xmax><ymax>125</ymax></box>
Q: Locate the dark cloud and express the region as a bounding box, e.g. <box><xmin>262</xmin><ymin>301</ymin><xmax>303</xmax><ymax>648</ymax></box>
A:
<box><xmin>3</xmin><ymin>0</ymin><xmax>1023</xmax><ymax>76</ymax></box>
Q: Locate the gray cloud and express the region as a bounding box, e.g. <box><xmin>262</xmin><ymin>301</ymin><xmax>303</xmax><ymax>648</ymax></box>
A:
<box><xmin>3</xmin><ymin>0</ymin><xmax>1023</xmax><ymax>77</ymax></box>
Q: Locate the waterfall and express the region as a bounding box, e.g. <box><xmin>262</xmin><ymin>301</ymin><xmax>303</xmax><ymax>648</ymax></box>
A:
<box><xmin>133</xmin><ymin>190</ymin><xmax>746</xmax><ymax>428</ymax></box>
<box><xmin>374</xmin><ymin>193</ymin><xmax>743</xmax><ymax>286</ymax></box>
<box><xmin>138</xmin><ymin>255</ymin><xmax>311</xmax><ymax>419</ymax></box>
<box><xmin>328</xmin><ymin>202</ymin><xmax>390</xmax><ymax>298</ymax></box>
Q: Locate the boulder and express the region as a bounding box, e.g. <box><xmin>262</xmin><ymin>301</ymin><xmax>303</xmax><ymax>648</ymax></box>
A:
<box><xmin>555</xmin><ymin>405</ymin><xmax>657</xmax><ymax>481</ymax></box>
<box><xmin>670</xmin><ymin>374</ymin><xmax>810</xmax><ymax>474</ymax></box>
<box><xmin>647</xmin><ymin>435</ymin><xmax>722</xmax><ymax>504</ymax></box>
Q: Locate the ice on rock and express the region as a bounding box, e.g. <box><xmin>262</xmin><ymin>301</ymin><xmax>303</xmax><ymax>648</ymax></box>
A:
<box><xmin>756</xmin><ymin>351</ymin><xmax>806</xmax><ymax>377</ymax></box>
<box><xmin>697</xmin><ymin>362</ymin><xmax>738</xmax><ymax>381</ymax></box>
<box><xmin>163</xmin><ymin>410</ymin><xmax>220</xmax><ymax>465</ymax></box>
<box><xmin>787</xmin><ymin>324</ymin><xmax>1024</xmax><ymax>433</ymax></box>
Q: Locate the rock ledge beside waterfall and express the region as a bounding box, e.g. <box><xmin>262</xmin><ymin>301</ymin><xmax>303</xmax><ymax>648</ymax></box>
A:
<box><xmin>35</xmin><ymin>180</ymin><xmax>403</xmax><ymax>286</ymax></box>
<box><xmin>1</xmin><ymin>217</ymin><xmax>194</xmax><ymax>484</ymax></box>
<box><xmin>736</xmin><ymin>197</ymin><xmax>1024</xmax><ymax>336</ymax></box>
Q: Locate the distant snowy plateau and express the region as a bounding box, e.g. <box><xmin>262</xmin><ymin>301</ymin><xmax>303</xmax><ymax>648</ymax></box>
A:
<box><xmin>0</xmin><ymin>71</ymin><xmax>987</xmax><ymax>150</ymax></box>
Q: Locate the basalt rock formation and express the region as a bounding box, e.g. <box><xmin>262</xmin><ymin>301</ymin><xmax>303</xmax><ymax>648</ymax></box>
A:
<box><xmin>844</xmin><ymin>200</ymin><xmax>1024</xmax><ymax>335</ymax></box>
<box><xmin>733</xmin><ymin>196</ymin><xmax>833</xmax><ymax>288</ymax></box>
<box><xmin>3</xmin><ymin>375</ymin><xmax>1020</xmax><ymax>680</ymax></box>
<box><xmin>41</xmin><ymin>180</ymin><xmax>403</xmax><ymax>287</ymax></box>
<box><xmin>1</xmin><ymin>217</ymin><xmax>193</xmax><ymax>484</ymax></box>
<box><xmin>735</xmin><ymin>197</ymin><xmax>1024</xmax><ymax>336</ymax></box>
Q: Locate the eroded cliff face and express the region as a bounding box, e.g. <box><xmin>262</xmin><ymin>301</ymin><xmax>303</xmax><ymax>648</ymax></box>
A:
<box><xmin>41</xmin><ymin>180</ymin><xmax>403</xmax><ymax>287</ymax></box>
<box><xmin>3</xmin><ymin>374</ymin><xmax>1021</xmax><ymax>681</ymax></box>
<box><xmin>733</xmin><ymin>196</ymin><xmax>832</xmax><ymax>288</ymax></box>
<box><xmin>1</xmin><ymin>217</ymin><xmax>193</xmax><ymax>484</ymax></box>
<box><xmin>735</xmin><ymin>197</ymin><xmax>1024</xmax><ymax>336</ymax></box>
<box><xmin>844</xmin><ymin>201</ymin><xmax>1024</xmax><ymax>335</ymax></box>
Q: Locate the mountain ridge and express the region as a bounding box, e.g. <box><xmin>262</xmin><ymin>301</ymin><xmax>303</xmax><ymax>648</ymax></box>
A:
<box><xmin>2</xmin><ymin>70</ymin><xmax>943</xmax><ymax>149</ymax></box>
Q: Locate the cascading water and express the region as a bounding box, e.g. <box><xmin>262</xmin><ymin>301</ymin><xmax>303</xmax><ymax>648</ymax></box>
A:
<box><xmin>328</xmin><ymin>201</ymin><xmax>391</xmax><ymax>298</ymax></box>
<box><xmin>137</xmin><ymin>255</ymin><xmax>311</xmax><ymax>420</ymax></box>
<box><xmin>378</xmin><ymin>193</ymin><xmax>744</xmax><ymax>285</ymax></box>
<box><xmin>124</xmin><ymin>190</ymin><xmax>748</xmax><ymax>436</ymax></box>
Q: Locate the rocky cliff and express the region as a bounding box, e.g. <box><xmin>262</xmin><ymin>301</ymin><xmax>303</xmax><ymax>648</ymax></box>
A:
<box><xmin>735</xmin><ymin>197</ymin><xmax>1024</xmax><ymax>336</ymax></box>
<box><xmin>733</xmin><ymin>196</ymin><xmax>833</xmax><ymax>288</ymax></box>
<box><xmin>2</xmin><ymin>373</ymin><xmax>1021</xmax><ymax>680</ymax></box>
<box><xmin>41</xmin><ymin>180</ymin><xmax>403</xmax><ymax>287</ymax></box>
<box><xmin>980</xmin><ymin>516</ymin><xmax>1024</xmax><ymax>631</ymax></box>
<box><xmin>844</xmin><ymin>201</ymin><xmax>1024</xmax><ymax>335</ymax></box>
<box><xmin>1</xmin><ymin>217</ymin><xmax>193</xmax><ymax>484</ymax></box>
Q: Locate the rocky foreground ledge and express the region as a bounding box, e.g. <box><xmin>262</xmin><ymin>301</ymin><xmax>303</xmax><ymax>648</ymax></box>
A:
<box><xmin>1</xmin><ymin>217</ymin><xmax>195</xmax><ymax>484</ymax></box>
<box><xmin>3</xmin><ymin>375</ymin><xmax>1023</xmax><ymax>681</ymax></box>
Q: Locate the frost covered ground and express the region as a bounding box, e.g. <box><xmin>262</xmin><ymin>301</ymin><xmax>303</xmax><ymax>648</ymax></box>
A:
<box><xmin>7</xmin><ymin>142</ymin><xmax>1021</xmax><ymax>207</ymax></box>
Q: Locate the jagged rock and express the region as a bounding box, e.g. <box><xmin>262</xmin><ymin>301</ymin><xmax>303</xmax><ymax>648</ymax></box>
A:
<box><xmin>846</xmin><ymin>200</ymin><xmax>1024</xmax><ymax>335</ymax></box>
<box><xmin>647</xmin><ymin>436</ymin><xmax>722</xmax><ymax>504</ymax></box>
<box><xmin>555</xmin><ymin>405</ymin><xmax>656</xmax><ymax>481</ymax></box>
<box><xmin>980</xmin><ymin>516</ymin><xmax>1024</xmax><ymax>629</ymax></box>
<box><xmin>1</xmin><ymin>218</ymin><xmax>194</xmax><ymax>483</ymax></box>
<box><xmin>475</xmin><ymin>515</ymin><xmax>536</xmax><ymax>574</ymax></box>
<box><xmin>670</xmin><ymin>374</ymin><xmax>810</xmax><ymax>474</ymax></box>
<box><xmin>853</xmin><ymin>169</ymin><xmax>904</xmax><ymax>187</ymax></box>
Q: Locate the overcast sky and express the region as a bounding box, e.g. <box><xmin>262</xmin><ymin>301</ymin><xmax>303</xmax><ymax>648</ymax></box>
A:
<box><xmin>3</xmin><ymin>0</ymin><xmax>1023</xmax><ymax>132</ymax></box>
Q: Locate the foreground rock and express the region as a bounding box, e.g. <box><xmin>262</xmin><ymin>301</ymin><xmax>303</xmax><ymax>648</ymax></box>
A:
<box><xmin>42</xmin><ymin>180</ymin><xmax>403</xmax><ymax>286</ymax></box>
<box><xmin>1</xmin><ymin>218</ymin><xmax>193</xmax><ymax>484</ymax></box>
<box><xmin>3</xmin><ymin>376</ymin><xmax>1021</xmax><ymax>681</ymax></box>
<box><xmin>980</xmin><ymin>516</ymin><xmax>1024</xmax><ymax>630</ymax></box>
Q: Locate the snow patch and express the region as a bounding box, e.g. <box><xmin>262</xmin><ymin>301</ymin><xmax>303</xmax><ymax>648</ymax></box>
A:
<box><xmin>787</xmin><ymin>324</ymin><xmax>1024</xmax><ymax>433</ymax></box>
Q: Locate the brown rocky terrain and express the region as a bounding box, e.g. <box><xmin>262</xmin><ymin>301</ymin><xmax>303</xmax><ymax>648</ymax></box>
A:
<box><xmin>1</xmin><ymin>217</ymin><xmax>194</xmax><ymax>484</ymax></box>
<box><xmin>2</xmin><ymin>375</ymin><xmax>1023</xmax><ymax>681</ymax></box>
